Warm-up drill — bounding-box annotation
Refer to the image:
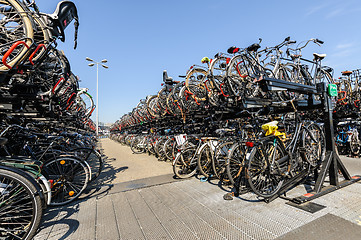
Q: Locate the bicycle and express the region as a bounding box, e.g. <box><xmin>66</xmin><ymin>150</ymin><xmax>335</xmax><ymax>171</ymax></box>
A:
<box><xmin>0</xmin><ymin>165</ymin><xmax>43</xmax><ymax>240</ymax></box>
<box><xmin>246</xmin><ymin>106</ymin><xmax>324</xmax><ymax>198</ymax></box>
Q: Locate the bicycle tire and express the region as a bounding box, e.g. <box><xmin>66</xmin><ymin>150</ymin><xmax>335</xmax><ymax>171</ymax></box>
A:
<box><xmin>247</xmin><ymin>137</ymin><xmax>286</xmax><ymax>198</ymax></box>
<box><xmin>146</xmin><ymin>95</ymin><xmax>161</xmax><ymax>118</ymax></box>
<box><xmin>226</xmin><ymin>54</ymin><xmax>259</xmax><ymax>98</ymax></box>
<box><xmin>349</xmin><ymin>128</ymin><xmax>360</xmax><ymax>155</ymax></box>
<box><xmin>184</xmin><ymin>68</ymin><xmax>208</xmax><ymax>102</ymax></box>
<box><xmin>0</xmin><ymin>166</ymin><xmax>43</xmax><ymax>240</ymax></box>
<box><xmin>212</xmin><ymin>141</ymin><xmax>233</xmax><ymax>183</ymax></box>
<box><xmin>173</xmin><ymin>148</ymin><xmax>198</xmax><ymax>179</ymax></box>
<box><xmin>69</xmin><ymin>147</ymin><xmax>103</xmax><ymax>182</ymax></box>
<box><xmin>77</xmin><ymin>91</ymin><xmax>95</xmax><ymax>117</ymax></box>
<box><xmin>209</xmin><ymin>55</ymin><xmax>228</xmax><ymax>79</ymax></box>
<box><xmin>0</xmin><ymin>0</ymin><xmax>34</xmax><ymax>71</ymax></box>
<box><xmin>302</xmin><ymin>122</ymin><xmax>325</xmax><ymax>168</ymax></box>
<box><xmin>163</xmin><ymin>137</ymin><xmax>175</xmax><ymax>161</ymax></box>
<box><xmin>130</xmin><ymin>136</ymin><xmax>144</xmax><ymax>154</ymax></box>
<box><xmin>42</xmin><ymin>156</ymin><xmax>89</xmax><ymax>206</ymax></box>
<box><xmin>155</xmin><ymin>137</ymin><xmax>167</xmax><ymax>160</ymax></box>
<box><xmin>197</xmin><ymin>143</ymin><xmax>213</xmax><ymax>178</ymax></box>
<box><xmin>225</xmin><ymin>141</ymin><xmax>247</xmax><ymax>185</ymax></box>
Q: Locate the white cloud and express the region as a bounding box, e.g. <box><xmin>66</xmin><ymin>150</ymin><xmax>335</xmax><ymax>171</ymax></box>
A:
<box><xmin>332</xmin><ymin>49</ymin><xmax>353</xmax><ymax>57</ymax></box>
<box><xmin>325</xmin><ymin>8</ymin><xmax>344</xmax><ymax>18</ymax></box>
<box><xmin>306</xmin><ymin>4</ymin><xmax>329</xmax><ymax>16</ymax></box>
<box><xmin>336</xmin><ymin>43</ymin><xmax>354</xmax><ymax>49</ymax></box>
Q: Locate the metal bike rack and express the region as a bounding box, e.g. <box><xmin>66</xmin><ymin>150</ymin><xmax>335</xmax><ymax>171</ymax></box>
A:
<box><xmin>253</xmin><ymin>78</ymin><xmax>361</xmax><ymax>203</ymax></box>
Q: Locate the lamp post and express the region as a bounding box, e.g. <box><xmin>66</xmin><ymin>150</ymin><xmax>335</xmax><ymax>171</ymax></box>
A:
<box><xmin>86</xmin><ymin>57</ymin><xmax>109</xmax><ymax>137</ymax></box>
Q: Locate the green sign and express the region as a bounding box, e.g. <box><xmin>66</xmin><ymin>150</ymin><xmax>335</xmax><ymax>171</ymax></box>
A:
<box><xmin>328</xmin><ymin>84</ymin><xmax>338</xmax><ymax>97</ymax></box>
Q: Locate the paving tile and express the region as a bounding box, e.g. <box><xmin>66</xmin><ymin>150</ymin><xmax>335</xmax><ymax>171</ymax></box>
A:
<box><xmin>125</xmin><ymin>190</ymin><xmax>172</xmax><ymax>240</ymax></box>
<box><xmin>150</xmin><ymin>185</ymin><xmax>225</xmax><ymax>240</ymax></box>
<box><xmin>70</xmin><ymin>197</ymin><xmax>97</xmax><ymax>240</ymax></box>
<box><xmin>138</xmin><ymin>187</ymin><xmax>199</xmax><ymax>240</ymax></box>
<box><xmin>111</xmin><ymin>193</ymin><xmax>146</xmax><ymax>240</ymax></box>
<box><xmin>96</xmin><ymin>196</ymin><xmax>120</xmax><ymax>240</ymax></box>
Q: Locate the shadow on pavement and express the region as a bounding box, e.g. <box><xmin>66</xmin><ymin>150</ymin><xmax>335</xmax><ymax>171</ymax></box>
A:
<box><xmin>35</xmin><ymin>145</ymin><xmax>122</xmax><ymax>239</ymax></box>
<box><xmin>35</xmin><ymin>201</ymin><xmax>80</xmax><ymax>239</ymax></box>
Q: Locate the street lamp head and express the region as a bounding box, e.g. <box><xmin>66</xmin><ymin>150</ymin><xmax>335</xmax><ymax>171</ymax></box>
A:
<box><xmin>86</xmin><ymin>57</ymin><xmax>94</xmax><ymax>62</ymax></box>
<box><xmin>88</xmin><ymin>63</ymin><xmax>95</xmax><ymax>67</ymax></box>
<box><xmin>101</xmin><ymin>64</ymin><xmax>109</xmax><ymax>69</ymax></box>
<box><xmin>101</xmin><ymin>59</ymin><xmax>108</xmax><ymax>63</ymax></box>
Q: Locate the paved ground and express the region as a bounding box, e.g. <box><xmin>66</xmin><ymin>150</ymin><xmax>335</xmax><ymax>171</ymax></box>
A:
<box><xmin>99</xmin><ymin>138</ymin><xmax>173</xmax><ymax>183</ymax></box>
<box><xmin>34</xmin><ymin>138</ymin><xmax>361</xmax><ymax>240</ymax></box>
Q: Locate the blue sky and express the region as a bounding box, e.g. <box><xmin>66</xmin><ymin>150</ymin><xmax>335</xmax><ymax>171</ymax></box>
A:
<box><xmin>35</xmin><ymin>0</ymin><xmax>361</xmax><ymax>123</ymax></box>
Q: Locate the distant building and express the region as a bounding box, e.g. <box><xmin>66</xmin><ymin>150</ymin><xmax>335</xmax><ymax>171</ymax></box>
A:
<box><xmin>98</xmin><ymin>122</ymin><xmax>112</xmax><ymax>136</ymax></box>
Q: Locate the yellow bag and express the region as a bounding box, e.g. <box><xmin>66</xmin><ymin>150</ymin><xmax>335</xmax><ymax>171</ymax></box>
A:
<box><xmin>261</xmin><ymin>121</ymin><xmax>286</xmax><ymax>140</ymax></box>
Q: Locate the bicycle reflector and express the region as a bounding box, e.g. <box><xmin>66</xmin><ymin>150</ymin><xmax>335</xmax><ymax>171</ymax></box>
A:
<box><xmin>245</xmin><ymin>142</ymin><xmax>254</xmax><ymax>147</ymax></box>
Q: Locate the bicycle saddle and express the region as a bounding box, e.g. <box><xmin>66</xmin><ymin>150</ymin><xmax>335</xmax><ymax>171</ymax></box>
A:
<box><xmin>341</xmin><ymin>70</ymin><xmax>352</xmax><ymax>76</ymax></box>
<box><xmin>163</xmin><ymin>70</ymin><xmax>173</xmax><ymax>84</ymax></box>
<box><xmin>227</xmin><ymin>46</ymin><xmax>240</xmax><ymax>54</ymax></box>
<box><xmin>313</xmin><ymin>53</ymin><xmax>326</xmax><ymax>61</ymax></box>
<box><xmin>243</xmin><ymin>124</ymin><xmax>254</xmax><ymax>130</ymax></box>
<box><xmin>246</xmin><ymin>43</ymin><xmax>261</xmax><ymax>52</ymax></box>
<box><xmin>46</xmin><ymin>1</ymin><xmax>79</xmax><ymax>47</ymax></box>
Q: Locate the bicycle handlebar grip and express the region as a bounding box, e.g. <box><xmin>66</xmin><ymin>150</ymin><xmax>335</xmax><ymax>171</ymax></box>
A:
<box><xmin>288</xmin><ymin>40</ymin><xmax>296</xmax><ymax>44</ymax></box>
<box><xmin>316</xmin><ymin>39</ymin><xmax>324</xmax><ymax>44</ymax></box>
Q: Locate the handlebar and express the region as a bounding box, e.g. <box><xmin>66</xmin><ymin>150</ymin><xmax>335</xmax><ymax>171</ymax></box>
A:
<box><xmin>287</xmin><ymin>38</ymin><xmax>324</xmax><ymax>52</ymax></box>
<box><xmin>315</xmin><ymin>38</ymin><xmax>324</xmax><ymax>44</ymax></box>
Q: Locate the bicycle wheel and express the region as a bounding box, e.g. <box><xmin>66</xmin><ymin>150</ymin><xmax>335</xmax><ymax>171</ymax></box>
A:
<box><xmin>302</xmin><ymin>122</ymin><xmax>325</xmax><ymax>167</ymax></box>
<box><xmin>315</xmin><ymin>68</ymin><xmax>333</xmax><ymax>85</ymax></box>
<box><xmin>197</xmin><ymin>143</ymin><xmax>213</xmax><ymax>178</ymax></box>
<box><xmin>264</xmin><ymin>62</ymin><xmax>300</xmax><ymax>101</ymax></box>
<box><xmin>352</xmin><ymin>90</ymin><xmax>361</xmax><ymax>109</ymax></box>
<box><xmin>209</xmin><ymin>55</ymin><xmax>228</xmax><ymax>79</ymax></box>
<box><xmin>76</xmin><ymin>91</ymin><xmax>94</xmax><ymax>117</ymax></box>
<box><xmin>70</xmin><ymin>148</ymin><xmax>103</xmax><ymax>182</ymax></box>
<box><xmin>42</xmin><ymin>157</ymin><xmax>89</xmax><ymax>206</ymax></box>
<box><xmin>157</xmin><ymin>87</ymin><xmax>170</xmax><ymax>116</ymax></box>
<box><xmin>179</xmin><ymin>85</ymin><xmax>205</xmax><ymax>113</ymax></box>
<box><xmin>146</xmin><ymin>95</ymin><xmax>161</xmax><ymax>118</ymax></box>
<box><xmin>212</xmin><ymin>141</ymin><xmax>233</xmax><ymax>183</ymax></box>
<box><xmin>349</xmin><ymin>128</ymin><xmax>360</xmax><ymax>156</ymax></box>
<box><xmin>130</xmin><ymin>136</ymin><xmax>144</xmax><ymax>154</ymax></box>
<box><xmin>247</xmin><ymin>137</ymin><xmax>286</xmax><ymax>198</ymax></box>
<box><xmin>145</xmin><ymin>137</ymin><xmax>156</xmax><ymax>155</ymax></box>
<box><xmin>155</xmin><ymin>137</ymin><xmax>167</xmax><ymax>160</ymax></box>
<box><xmin>226</xmin><ymin>142</ymin><xmax>248</xmax><ymax>185</ymax></box>
<box><xmin>29</xmin><ymin>13</ymin><xmax>51</xmax><ymax>63</ymax></box>
<box><xmin>166</xmin><ymin>82</ymin><xmax>184</xmax><ymax>117</ymax></box>
<box><xmin>0</xmin><ymin>0</ymin><xmax>34</xmax><ymax>71</ymax></box>
<box><xmin>226</xmin><ymin>54</ymin><xmax>259</xmax><ymax>97</ymax></box>
<box><xmin>0</xmin><ymin>167</ymin><xmax>43</xmax><ymax>240</ymax></box>
<box><xmin>184</xmin><ymin>68</ymin><xmax>208</xmax><ymax>102</ymax></box>
<box><xmin>163</xmin><ymin>137</ymin><xmax>175</xmax><ymax>161</ymax></box>
<box><xmin>173</xmin><ymin>148</ymin><xmax>198</xmax><ymax>179</ymax></box>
